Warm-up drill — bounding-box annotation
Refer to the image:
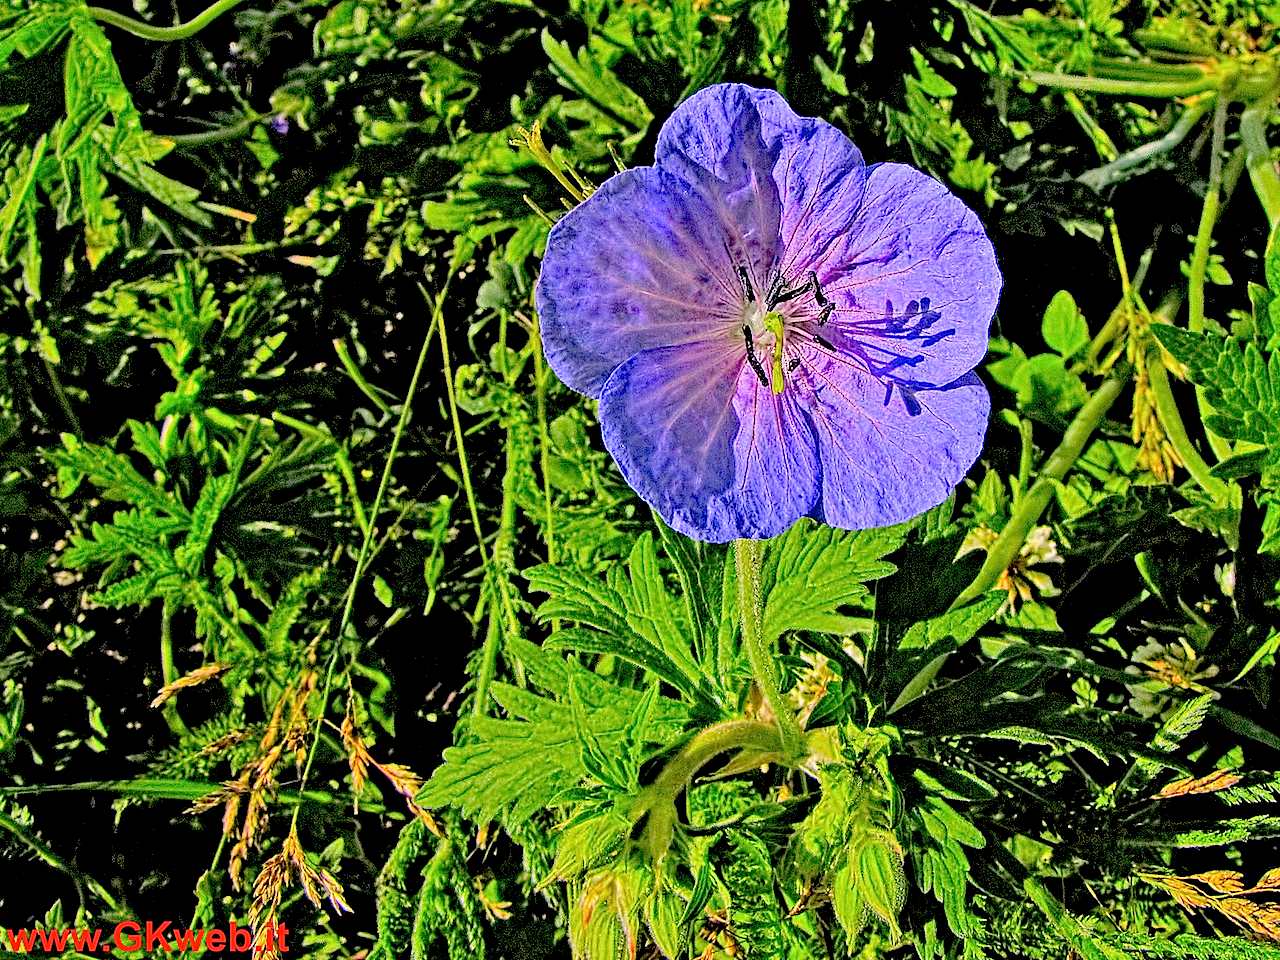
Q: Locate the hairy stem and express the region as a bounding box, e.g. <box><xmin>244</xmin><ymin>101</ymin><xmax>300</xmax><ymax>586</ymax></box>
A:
<box><xmin>1186</xmin><ymin>98</ymin><xmax>1236</xmax><ymax>461</ymax></box>
<box><xmin>891</xmin><ymin>366</ymin><xmax>1131</xmax><ymax>712</ymax></box>
<box><xmin>1187</xmin><ymin>97</ymin><xmax>1226</xmax><ymax>336</ymax></box>
<box><xmin>633</xmin><ymin>718</ymin><xmax>781</xmax><ymax>861</ymax></box>
<box><xmin>531</xmin><ymin>311</ymin><xmax>557</xmax><ymax>565</ymax></box>
<box><xmin>1024</xmin><ymin>71</ymin><xmax>1218</xmax><ymax>99</ymax></box>
<box><xmin>165</xmin><ymin>113</ymin><xmax>265</xmax><ymax>149</ymax></box>
<box><xmin>1078</xmin><ymin>95</ymin><xmax>1213</xmax><ymax>192</ymax></box>
<box><xmin>88</xmin><ymin>0</ymin><xmax>249</xmax><ymax>41</ymax></box>
<box><xmin>733</xmin><ymin>539</ymin><xmax>803</xmax><ymax>761</ymax></box>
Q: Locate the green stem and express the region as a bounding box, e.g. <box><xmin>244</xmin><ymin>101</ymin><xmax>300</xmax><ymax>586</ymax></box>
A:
<box><xmin>532</xmin><ymin>311</ymin><xmax>557</xmax><ymax>565</ymax></box>
<box><xmin>158</xmin><ymin>600</ymin><xmax>188</xmax><ymax>736</ymax></box>
<box><xmin>632</xmin><ymin>718</ymin><xmax>781</xmax><ymax>861</ymax></box>
<box><xmin>1078</xmin><ymin>95</ymin><xmax>1212</xmax><ymax>192</ymax></box>
<box><xmin>1062</xmin><ymin>90</ymin><xmax>1118</xmax><ymax>161</ymax></box>
<box><xmin>288</xmin><ymin>274</ymin><xmax>447</xmax><ymax>835</ymax></box>
<box><xmin>733</xmin><ymin>539</ymin><xmax>803</xmax><ymax>762</ymax></box>
<box><xmin>892</xmin><ymin>371</ymin><xmax>1128</xmax><ymax>711</ymax></box>
<box><xmin>0</xmin><ymin>806</ymin><xmax>121</xmax><ymax>913</ymax></box>
<box><xmin>1186</xmin><ymin>97</ymin><xmax>1234</xmax><ymax>462</ymax></box>
<box><xmin>88</xmin><ymin>0</ymin><xmax>249</xmax><ymax>41</ymax></box>
<box><xmin>42</xmin><ymin>355</ymin><xmax>81</xmax><ymax>436</ymax></box>
<box><xmin>1024</xmin><ymin>71</ymin><xmax>1218</xmax><ymax>99</ymax></box>
<box><xmin>1240</xmin><ymin>96</ymin><xmax>1280</xmax><ymax>229</ymax></box>
<box><xmin>1188</xmin><ymin>97</ymin><xmax>1226</xmax><ymax>336</ymax></box>
<box><xmin>952</xmin><ymin>363</ymin><xmax>1132</xmax><ymax>610</ymax></box>
<box><xmin>164</xmin><ymin>113</ymin><xmax>264</xmax><ymax>148</ymax></box>
<box><xmin>433</xmin><ymin>277</ymin><xmax>520</xmax><ymax>717</ymax></box>
<box><xmin>1144</xmin><ymin>346</ymin><xmax>1230</xmax><ymax>502</ymax></box>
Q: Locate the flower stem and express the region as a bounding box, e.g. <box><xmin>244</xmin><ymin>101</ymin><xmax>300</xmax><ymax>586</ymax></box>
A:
<box><xmin>733</xmin><ymin>539</ymin><xmax>803</xmax><ymax>762</ymax></box>
<box><xmin>88</xmin><ymin>0</ymin><xmax>248</xmax><ymax>41</ymax></box>
<box><xmin>531</xmin><ymin>310</ymin><xmax>557</xmax><ymax>564</ymax></box>
<box><xmin>1024</xmin><ymin>71</ymin><xmax>1218</xmax><ymax>99</ymax></box>
<box><xmin>1187</xmin><ymin>97</ymin><xmax>1226</xmax><ymax>336</ymax></box>
<box><xmin>891</xmin><ymin>365</ymin><xmax>1131</xmax><ymax>713</ymax></box>
<box><xmin>633</xmin><ymin>718</ymin><xmax>781</xmax><ymax>861</ymax></box>
<box><xmin>1078</xmin><ymin>95</ymin><xmax>1213</xmax><ymax>192</ymax></box>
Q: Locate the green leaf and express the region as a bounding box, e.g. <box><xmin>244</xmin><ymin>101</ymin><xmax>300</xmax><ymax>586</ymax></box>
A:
<box><xmin>761</xmin><ymin>519</ymin><xmax>907</xmax><ymax>642</ymax></box>
<box><xmin>540</xmin><ymin>30</ymin><xmax>653</xmax><ymax>136</ymax></box>
<box><xmin>418</xmin><ymin>639</ymin><xmax>688</xmax><ymax>826</ymax></box>
<box><xmin>527</xmin><ymin>534</ymin><xmax>715</xmax><ymax>709</ymax></box>
<box><xmin>1153</xmin><ymin>325</ymin><xmax>1280</xmax><ymax>449</ymax></box>
<box><xmin>1042</xmin><ymin>290</ymin><xmax>1089</xmax><ymax>358</ymax></box>
<box><xmin>0</xmin><ymin>133</ymin><xmax>47</xmax><ymax>255</ymax></box>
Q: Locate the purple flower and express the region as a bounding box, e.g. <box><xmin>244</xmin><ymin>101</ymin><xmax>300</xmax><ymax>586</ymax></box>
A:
<box><xmin>535</xmin><ymin>84</ymin><xmax>1000</xmax><ymax>542</ymax></box>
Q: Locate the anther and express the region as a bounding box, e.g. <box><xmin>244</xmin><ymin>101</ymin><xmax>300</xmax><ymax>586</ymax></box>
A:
<box><xmin>809</xmin><ymin>271</ymin><xmax>829</xmax><ymax>307</ymax></box>
<box><xmin>813</xmin><ymin>333</ymin><xmax>836</xmax><ymax>352</ymax></box>
<box><xmin>738</xmin><ymin>267</ymin><xmax>756</xmax><ymax>304</ymax></box>
<box><xmin>742</xmin><ymin>325</ymin><xmax>769</xmax><ymax>388</ymax></box>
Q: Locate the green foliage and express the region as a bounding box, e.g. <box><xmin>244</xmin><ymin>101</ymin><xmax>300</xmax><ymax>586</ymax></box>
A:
<box><xmin>419</xmin><ymin>637</ymin><xmax>689</xmax><ymax>825</ymax></box>
<box><xmin>0</xmin><ymin>4</ymin><xmax>206</xmax><ymax>296</ymax></box>
<box><xmin>5</xmin><ymin>1</ymin><xmax>1280</xmax><ymax>959</ymax></box>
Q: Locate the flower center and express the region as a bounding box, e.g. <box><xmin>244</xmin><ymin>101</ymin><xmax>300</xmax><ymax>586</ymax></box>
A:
<box><xmin>736</xmin><ymin>266</ymin><xmax>834</xmax><ymax>394</ymax></box>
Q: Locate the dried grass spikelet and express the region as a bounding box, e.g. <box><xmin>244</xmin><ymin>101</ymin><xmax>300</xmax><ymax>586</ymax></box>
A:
<box><xmin>187</xmin><ymin>779</ymin><xmax>248</xmax><ymax>815</ymax></box>
<box><xmin>1153</xmin><ymin>768</ymin><xmax>1243</xmax><ymax>799</ymax></box>
<box><xmin>1142</xmin><ymin>868</ymin><xmax>1280</xmax><ymax>941</ymax></box>
<box><xmin>249</xmin><ymin>825</ymin><xmax>351</xmax><ymax>960</ymax></box>
<box><xmin>339</xmin><ymin>694</ymin><xmax>442</xmax><ymax>836</ymax></box>
<box><xmin>150</xmin><ymin>662</ymin><xmax>232</xmax><ymax>708</ymax></box>
<box><xmin>198</xmin><ymin>727</ymin><xmax>254</xmax><ymax>759</ymax></box>
<box><xmin>201</xmin><ymin>669</ymin><xmax>317</xmax><ymax>890</ymax></box>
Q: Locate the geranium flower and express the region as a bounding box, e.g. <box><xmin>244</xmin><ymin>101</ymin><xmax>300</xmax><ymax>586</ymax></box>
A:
<box><xmin>535</xmin><ymin>84</ymin><xmax>1000</xmax><ymax>542</ymax></box>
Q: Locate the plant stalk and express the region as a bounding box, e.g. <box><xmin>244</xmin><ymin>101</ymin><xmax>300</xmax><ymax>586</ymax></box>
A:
<box><xmin>88</xmin><ymin>0</ymin><xmax>248</xmax><ymax>41</ymax></box>
<box><xmin>158</xmin><ymin>600</ymin><xmax>188</xmax><ymax>736</ymax></box>
<box><xmin>633</xmin><ymin>718</ymin><xmax>781</xmax><ymax>861</ymax></box>
<box><xmin>733</xmin><ymin>539</ymin><xmax>803</xmax><ymax>762</ymax></box>
<box><xmin>952</xmin><ymin>363</ymin><xmax>1132</xmax><ymax>610</ymax></box>
<box><xmin>1241</xmin><ymin>94</ymin><xmax>1280</xmax><ymax>229</ymax></box>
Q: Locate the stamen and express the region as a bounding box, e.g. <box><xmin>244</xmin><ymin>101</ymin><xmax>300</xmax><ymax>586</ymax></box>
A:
<box><xmin>809</xmin><ymin>271</ymin><xmax>829</xmax><ymax>307</ymax></box>
<box><xmin>738</xmin><ymin>267</ymin><xmax>756</xmax><ymax>304</ymax></box>
<box><xmin>768</xmin><ymin>273</ymin><xmax>812</xmax><ymax>308</ymax></box>
<box><xmin>813</xmin><ymin>333</ymin><xmax>836</xmax><ymax>352</ymax></box>
<box><xmin>742</xmin><ymin>325</ymin><xmax>769</xmax><ymax>388</ymax></box>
